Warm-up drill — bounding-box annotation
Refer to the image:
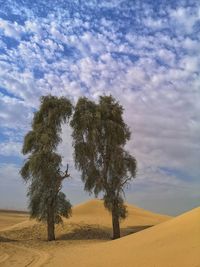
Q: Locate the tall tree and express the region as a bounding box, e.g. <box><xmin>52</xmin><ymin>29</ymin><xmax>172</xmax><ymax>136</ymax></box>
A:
<box><xmin>20</xmin><ymin>95</ymin><xmax>73</xmax><ymax>241</ymax></box>
<box><xmin>71</xmin><ymin>95</ymin><xmax>137</xmax><ymax>239</ymax></box>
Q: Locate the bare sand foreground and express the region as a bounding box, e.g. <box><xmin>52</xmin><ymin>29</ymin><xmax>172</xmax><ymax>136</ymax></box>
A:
<box><xmin>0</xmin><ymin>199</ymin><xmax>199</xmax><ymax>267</ymax></box>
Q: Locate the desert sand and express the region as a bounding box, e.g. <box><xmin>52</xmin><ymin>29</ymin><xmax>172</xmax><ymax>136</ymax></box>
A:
<box><xmin>0</xmin><ymin>199</ymin><xmax>199</xmax><ymax>267</ymax></box>
<box><xmin>0</xmin><ymin>211</ymin><xmax>28</xmax><ymax>231</ymax></box>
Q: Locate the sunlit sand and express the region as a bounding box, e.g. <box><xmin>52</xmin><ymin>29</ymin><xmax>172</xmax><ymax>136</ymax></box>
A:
<box><xmin>0</xmin><ymin>200</ymin><xmax>199</xmax><ymax>267</ymax></box>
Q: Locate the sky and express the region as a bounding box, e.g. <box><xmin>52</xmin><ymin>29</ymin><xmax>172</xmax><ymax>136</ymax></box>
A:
<box><xmin>0</xmin><ymin>0</ymin><xmax>199</xmax><ymax>216</ymax></box>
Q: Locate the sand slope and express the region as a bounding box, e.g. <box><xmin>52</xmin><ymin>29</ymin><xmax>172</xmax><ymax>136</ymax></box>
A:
<box><xmin>68</xmin><ymin>199</ymin><xmax>170</xmax><ymax>227</ymax></box>
<box><xmin>48</xmin><ymin>206</ymin><xmax>200</xmax><ymax>267</ymax></box>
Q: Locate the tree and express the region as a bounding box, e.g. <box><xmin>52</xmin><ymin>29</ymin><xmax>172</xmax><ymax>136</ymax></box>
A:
<box><xmin>71</xmin><ymin>95</ymin><xmax>137</xmax><ymax>239</ymax></box>
<box><xmin>20</xmin><ymin>95</ymin><xmax>73</xmax><ymax>241</ymax></box>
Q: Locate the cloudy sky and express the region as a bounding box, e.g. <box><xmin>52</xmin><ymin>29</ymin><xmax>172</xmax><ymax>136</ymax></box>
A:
<box><xmin>0</xmin><ymin>0</ymin><xmax>199</xmax><ymax>215</ymax></box>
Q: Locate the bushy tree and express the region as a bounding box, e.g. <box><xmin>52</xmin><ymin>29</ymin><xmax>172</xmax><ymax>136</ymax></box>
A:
<box><xmin>20</xmin><ymin>95</ymin><xmax>73</xmax><ymax>241</ymax></box>
<box><xmin>71</xmin><ymin>95</ymin><xmax>137</xmax><ymax>239</ymax></box>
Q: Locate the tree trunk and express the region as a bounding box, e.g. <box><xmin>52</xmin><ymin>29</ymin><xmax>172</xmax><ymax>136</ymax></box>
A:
<box><xmin>47</xmin><ymin>203</ymin><xmax>55</xmax><ymax>241</ymax></box>
<box><xmin>112</xmin><ymin>209</ymin><xmax>120</xmax><ymax>239</ymax></box>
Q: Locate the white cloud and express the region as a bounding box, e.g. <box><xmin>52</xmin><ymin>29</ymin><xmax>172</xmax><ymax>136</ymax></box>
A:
<box><xmin>143</xmin><ymin>17</ymin><xmax>165</xmax><ymax>30</ymax></box>
<box><xmin>169</xmin><ymin>6</ymin><xmax>200</xmax><ymax>34</ymax></box>
<box><xmin>0</xmin><ymin>142</ymin><xmax>22</xmax><ymax>157</ymax></box>
<box><xmin>0</xmin><ymin>0</ymin><xmax>200</xmax><ymax>214</ymax></box>
<box><xmin>0</xmin><ymin>93</ymin><xmax>33</xmax><ymax>130</ymax></box>
<box><xmin>0</xmin><ymin>18</ymin><xmax>24</xmax><ymax>39</ymax></box>
<box><xmin>181</xmin><ymin>56</ymin><xmax>199</xmax><ymax>72</ymax></box>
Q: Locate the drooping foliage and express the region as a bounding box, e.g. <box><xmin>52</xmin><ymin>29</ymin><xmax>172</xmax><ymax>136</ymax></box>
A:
<box><xmin>20</xmin><ymin>95</ymin><xmax>73</xmax><ymax>240</ymax></box>
<box><xmin>71</xmin><ymin>95</ymin><xmax>137</xmax><ymax>239</ymax></box>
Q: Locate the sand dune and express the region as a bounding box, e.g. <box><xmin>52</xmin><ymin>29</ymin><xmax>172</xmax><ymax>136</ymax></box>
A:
<box><xmin>0</xmin><ymin>199</ymin><xmax>170</xmax><ymax>243</ymax></box>
<box><xmin>47</xmin><ymin>205</ymin><xmax>200</xmax><ymax>267</ymax></box>
<box><xmin>70</xmin><ymin>199</ymin><xmax>170</xmax><ymax>225</ymax></box>
<box><xmin>66</xmin><ymin>199</ymin><xmax>171</xmax><ymax>237</ymax></box>
<box><xmin>0</xmin><ymin>200</ymin><xmax>199</xmax><ymax>267</ymax></box>
<box><xmin>56</xmin><ymin>199</ymin><xmax>171</xmax><ymax>239</ymax></box>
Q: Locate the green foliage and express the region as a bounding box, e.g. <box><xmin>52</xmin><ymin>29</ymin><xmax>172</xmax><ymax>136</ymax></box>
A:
<box><xmin>28</xmin><ymin>178</ymin><xmax>72</xmax><ymax>224</ymax></box>
<box><xmin>103</xmin><ymin>195</ymin><xmax>127</xmax><ymax>219</ymax></box>
<box><xmin>20</xmin><ymin>95</ymin><xmax>73</xmax><ymax>230</ymax></box>
<box><xmin>71</xmin><ymin>95</ymin><xmax>137</xmax><ymax>222</ymax></box>
<box><xmin>22</xmin><ymin>95</ymin><xmax>73</xmax><ymax>154</ymax></box>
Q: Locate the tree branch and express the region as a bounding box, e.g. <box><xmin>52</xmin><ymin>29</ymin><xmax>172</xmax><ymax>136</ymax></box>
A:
<box><xmin>59</xmin><ymin>164</ymin><xmax>71</xmax><ymax>180</ymax></box>
<box><xmin>120</xmin><ymin>176</ymin><xmax>132</xmax><ymax>188</ymax></box>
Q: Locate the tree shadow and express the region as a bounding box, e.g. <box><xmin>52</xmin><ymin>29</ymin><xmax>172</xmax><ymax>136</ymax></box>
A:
<box><xmin>58</xmin><ymin>224</ymin><xmax>153</xmax><ymax>241</ymax></box>
<box><xmin>0</xmin><ymin>235</ymin><xmax>17</xmax><ymax>242</ymax></box>
<box><xmin>0</xmin><ymin>224</ymin><xmax>154</xmax><ymax>243</ymax></box>
<box><xmin>58</xmin><ymin>224</ymin><xmax>111</xmax><ymax>241</ymax></box>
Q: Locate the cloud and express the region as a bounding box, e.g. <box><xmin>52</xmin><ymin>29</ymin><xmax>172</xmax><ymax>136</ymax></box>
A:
<box><xmin>0</xmin><ymin>18</ymin><xmax>24</xmax><ymax>40</ymax></box>
<box><xmin>0</xmin><ymin>141</ymin><xmax>22</xmax><ymax>157</ymax></box>
<box><xmin>143</xmin><ymin>17</ymin><xmax>166</xmax><ymax>30</ymax></box>
<box><xmin>0</xmin><ymin>0</ymin><xmax>200</xmax><ymax>214</ymax></box>
<box><xmin>169</xmin><ymin>6</ymin><xmax>200</xmax><ymax>34</ymax></box>
<box><xmin>0</xmin><ymin>93</ymin><xmax>33</xmax><ymax>131</ymax></box>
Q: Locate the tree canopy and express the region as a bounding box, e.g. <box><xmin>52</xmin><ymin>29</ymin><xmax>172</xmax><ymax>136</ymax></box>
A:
<box><xmin>71</xmin><ymin>95</ymin><xmax>137</xmax><ymax>239</ymax></box>
<box><xmin>20</xmin><ymin>95</ymin><xmax>73</xmax><ymax>241</ymax></box>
